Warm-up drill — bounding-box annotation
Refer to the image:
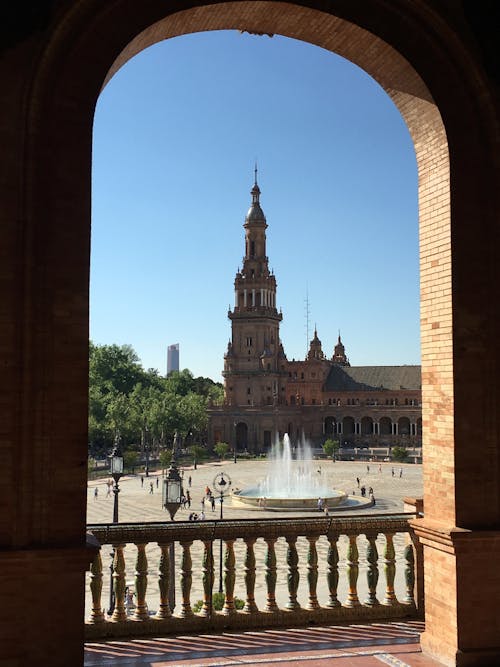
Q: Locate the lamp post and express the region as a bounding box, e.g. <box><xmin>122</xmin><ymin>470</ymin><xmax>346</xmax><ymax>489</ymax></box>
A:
<box><xmin>213</xmin><ymin>472</ymin><xmax>231</xmax><ymax>594</ymax></box>
<box><xmin>233</xmin><ymin>422</ymin><xmax>237</xmax><ymax>463</ymax></box>
<box><xmin>108</xmin><ymin>435</ymin><xmax>123</xmax><ymax>615</ymax></box>
<box><xmin>162</xmin><ymin>435</ymin><xmax>183</xmax><ymax>611</ymax></box>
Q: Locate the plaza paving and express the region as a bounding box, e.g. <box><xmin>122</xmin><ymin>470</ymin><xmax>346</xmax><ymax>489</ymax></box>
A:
<box><xmin>86</xmin><ymin>458</ymin><xmax>422</xmax><ymax>524</ymax></box>
<box><xmin>86</xmin><ymin>459</ymin><xmax>422</xmax><ymax>617</ymax></box>
<box><xmin>85</xmin><ymin>461</ymin><xmax>429</xmax><ymax>666</ymax></box>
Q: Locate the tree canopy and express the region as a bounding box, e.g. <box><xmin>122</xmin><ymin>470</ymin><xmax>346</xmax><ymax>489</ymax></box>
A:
<box><xmin>88</xmin><ymin>342</ymin><xmax>223</xmax><ymax>456</ymax></box>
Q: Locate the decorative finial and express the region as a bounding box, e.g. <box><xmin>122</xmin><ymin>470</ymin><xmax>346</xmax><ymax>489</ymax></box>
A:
<box><xmin>254</xmin><ymin>162</ymin><xmax>258</xmax><ymax>185</ymax></box>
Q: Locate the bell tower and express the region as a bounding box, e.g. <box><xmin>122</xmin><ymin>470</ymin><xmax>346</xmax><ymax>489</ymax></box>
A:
<box><xmin>223</xmin><ymin>171</ymin><xmax>286</xmax><ymax>407</ymax></box>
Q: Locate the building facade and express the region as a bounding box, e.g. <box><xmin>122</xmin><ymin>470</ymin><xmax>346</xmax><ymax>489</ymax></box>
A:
<box><xmin>167</xmin><ymin>343</ymin><xmax>180</xmax><ymax>374</ymax></box>
<box><xmin>208</xmin><ymin>178</ymin><xmax>422</xmax><ymax>452</ymax></box>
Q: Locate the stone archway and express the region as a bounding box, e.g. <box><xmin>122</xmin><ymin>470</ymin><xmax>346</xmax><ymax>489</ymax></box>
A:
<box><xmin>2</xmin><ymin>3</ymin><xmax>499</xmax><ymax>666</ymax></box>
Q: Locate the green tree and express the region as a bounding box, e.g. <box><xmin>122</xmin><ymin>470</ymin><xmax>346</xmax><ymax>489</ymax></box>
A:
<box><xmin>123</xmin><ymin>450</ymin><xmax>139</xmax><ymax>473</ymax></box>
<box><xmin>391</xmin><ymin>446</ymin><xmax>409</xmax><ymax>462</ymax></box>
<box><xmin>214</xmin><ymin>441</ymin><xmax>229</xmax><ymax>461</ymax></box>
<box><xmin>323</xmin><ymin>438</ymin><xmax>340</xmax><ymax>461</ymax></box>
<box><xmin>159</xmin><ymin>449</ymin><xmax>172</xmax><ymax>472</ymax></box>
<box><xmin>189</xmin><ymin>444</ymin><xmax>205</xmax><ymax>470</ymax></box>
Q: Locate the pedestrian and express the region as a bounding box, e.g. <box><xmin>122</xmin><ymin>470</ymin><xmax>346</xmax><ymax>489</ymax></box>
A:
<box><xmin>188</xmin><ymin>475</ymin><xmax>192</xmax><ymax>488</ymax></box>
<box><xmin>367</xmin><ymin>464</ymin><xmax>370</xmax><ymax>473</ymax></box>
<box><xmin>391</xmin><ymin>467</ymin><xmax>395</xmax><ymax>477</ymax></box>
<box><xmin>360</xmin><ymin>486</ymin><xmax>366</xmax><ymax>497</ymax></box>
<box><xmin>141</xmin><ymin>475</ymin><xmax>144</xmax><ymax>487</ymax></box>
<box><xmin>400</xmin><ymin>468</ymin><xmax>403</xmax><ymax>478</ymax></box>
<box><xmin>94</xmin><ymin>487</ymin><xmax>98</xmax><ymax>500</ymax></box>
<box><xmin>106</xmin><ymin>483</ymin><xmax>111</xmax><ymax>498</ymax></box>
<box><xmin>370</xmin><ymin>493</ymin><xmax>376</xmax><ymax>505</ymax></box>
<box><xmin>356</xmin><ymin>477</ymin><xmax>360</xmax><ymax>487</ymax></box>
<box><xmin>262</xmin><ymin>497</ymin><xmax>267</xmax><ymax>509</ymax></box>
<box><xmin>211</xmin><ymin>495</ymin><xmax>216</xmax><ymax>511</ymax></box>
<box><xmin>378</xmin><ymin>464</ymin><xmax>382</xmax><ymax>473</ymax></box>
<box><xmin>324</xmin><ymin>505</ymin><xmax>329</xmax><ymax>516</ymax></box>
<box><xmin>156</xmin><ymin>476</ymin><xmax>159</xmax><ymax>488</ymax></box>
<box><xmin>125</xmin><ymin>587</ymin><xmax>135</xmax><ymax>614</ymax></box>
<box><xmin>193</xmin><ymin>513</ymin><xmax>198</xmax><ymax>521</ymax></box>
<box><xmin>369</xmin><ymin>486</ymin><xmax>374</xmax><ymax>495</ymax></box>
<box><xmin>149</xmin><ymin>481</ymin><xmax>153</xmax><ymax>494</ymax></box>
<box><xmin>317</xmin><ymin>497</ymin><xmax>323</xmax><ymax>512</ymax></box>
<box><xmin>188</xmin><ymin>513</ymin><xmax>194</xmax><ymax>521</ymax></box>
<box><xmin>186</xmin><ymin>490</ymin><xmax>191</xmax><ymax>508</ymax></box>
<box><xmin>199</xmin><ymin>510</ymin><xmax>205</xmax><ymax>520</ymax></box>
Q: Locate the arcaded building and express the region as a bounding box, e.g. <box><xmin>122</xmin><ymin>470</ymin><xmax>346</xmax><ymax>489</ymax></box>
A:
<box><xmin>207</xmin><ymin>180</ymin><xmax>422</xmax><ymax>452</ymax></box>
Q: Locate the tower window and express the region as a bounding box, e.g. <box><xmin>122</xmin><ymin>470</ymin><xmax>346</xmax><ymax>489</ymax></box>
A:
<box><xmin>247</xmin><ymin>387</ymin><xmax>251</xmax><ymax>394</ymax></box>
<box><xmin>250</xmin><ymin>241</ymin><xmax>255</xmax><ymax>257</ymax></box>
<box><xmin>246</xmin><ymin>336</ymin><xmax>252</xmax><ymax>346</ymax></box>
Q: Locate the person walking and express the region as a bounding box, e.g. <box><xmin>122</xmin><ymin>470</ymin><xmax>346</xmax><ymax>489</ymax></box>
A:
<box><xmin>399</xmin><ymin>468</ymin><xmax>403</xmax><ymax>478</ymax></box>
<box><xmin>188</xmin><ymin>475</ymin><xmax>192</xmax><ymax>488</ymax></box>
<box><xmin>156</xmin><ymin>476</ymin><xmax>159</xmax><ymax>489</ymax></box>
<box><xmin>149</xmin><ymin>481</ymin><xmax>154</xmax><ymax>494</ymax></box>
<box><xmin>211</xmin><ymin>495</ymin><xmax>216</xmax><ymax>512</ymax></box>
<box><xmin>141</xmin><ymin>475</ymin><xmax>144</xmax><ymax>488</ymax></box>
<box><xmin>94</xmin><ymin>487</ymin><xmax>98</xmax><ymax>500</ymax></box>
<box><xmin>186</xmin><ymin>490</ymin><xmax>191</xmax><ymax>508</ymax></box>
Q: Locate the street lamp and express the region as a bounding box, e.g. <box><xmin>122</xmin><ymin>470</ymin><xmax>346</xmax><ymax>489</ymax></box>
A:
<box><xmin>108</xmin><ymin>434</ymin><xmax>123</xmax><ymax>615</ymax></box>
<box><xmin>213</xmin><ymin>472</ymin><xmax>231</xmax><ymax>594</ymax></box>
<box><xmin>162</xmin><ymin>440</ymin><xmax>184</xmax><ymax>612</ymax></box>
<box><xmin>233</xmin><ymin>422</ymin><xmax>237</xmax><ymax>463</ymax></box>
<box><xmin>162</xmin><ymin>449</ymin><xmax>183</xmax><ymax>520</ymax></box>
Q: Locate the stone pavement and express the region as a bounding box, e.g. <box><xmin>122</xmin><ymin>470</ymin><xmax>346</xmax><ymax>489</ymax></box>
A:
<box><xmin>87</xmin><ymin>458</ymin><xmax>422</xmax><ymax>525</ymax></box>
<box><xmin>86</xmin><ymin>460</ymin><xmax>422</xmax><ymax>616</ymax></box>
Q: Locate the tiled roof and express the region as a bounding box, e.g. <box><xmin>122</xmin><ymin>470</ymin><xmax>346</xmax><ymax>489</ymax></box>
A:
<box><xmin>324</xmin><ymin>365</ymin><xmax>421</xmax><ymax>392</ymax></box>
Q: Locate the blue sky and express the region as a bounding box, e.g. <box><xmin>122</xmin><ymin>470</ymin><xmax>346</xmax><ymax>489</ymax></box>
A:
<box><xmin>91</xmin><ymin>31</ymin><xmax>419</xmax><ymax>382</ymax></box>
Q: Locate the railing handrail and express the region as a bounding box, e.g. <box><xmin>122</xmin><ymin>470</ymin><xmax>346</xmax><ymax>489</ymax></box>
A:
<box><xmin>87</xmin><ymin>513</ymin><xmax>416</xmax><ymax>543</ymax></box>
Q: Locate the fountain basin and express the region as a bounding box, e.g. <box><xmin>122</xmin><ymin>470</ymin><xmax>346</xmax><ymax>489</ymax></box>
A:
<box><xmin>232</xmin><ymin>487</ymin><xmax>348</xmax><ymax>510</ymax></box>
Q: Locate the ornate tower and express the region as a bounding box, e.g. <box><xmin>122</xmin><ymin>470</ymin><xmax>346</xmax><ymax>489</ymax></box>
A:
<box><xmin>332</xmin><ymin>333</ymin><xmax>350</xmax><ymax>366</ymax></box>
<box><xmin>223</xmin><ymin>172</ymin><xmax>286</xmax><ymax>407</ymax></box>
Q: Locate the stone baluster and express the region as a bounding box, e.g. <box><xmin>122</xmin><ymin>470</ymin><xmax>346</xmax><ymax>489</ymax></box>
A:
<box><xmin>89</xmin><ymin>550</ymin><xmax>105</xmax><ymax>623</ymax></box>
<box><xmin>326</xmin><ymin>533</ymin><xmax>341</xmax><ymax>607</ymax></box>
<box><xmin>156</xmin><ymin>542</ymin><xmax>171</xmax><ymax>619</ymax></box>
<box><xmin>383</xmin><ymin>532</ymin><xmax>397</xmax><ymax>605</ymax></box>
<box><xmin>111</xmin><ymin>544</ymin><xmax>127</xmax><ymax>621</ymax></box>
<box><xmin>365</xmin><ymin>533</ymin><xmax>379</xmax><ymax>606</ymax></box>
<box><xmin>345</xmin><ymin>534</ymin><xmax>360</xmax><ymax>607</ymax></box>
<box><xmin>306</xmin><ymin>536</ymin><xmax>320</xmax><ymax>610</ymax></box>
<box><xmin>243</xmin><ymin>538</ymin><xmax>258</xmax><ymax>613</ymax></box>
<box><xmin>264</xmin><ymin>537</ymin><xmax>279</xmax><ymax>612</ymax></box>
<box><xmin>404</xmin><ymin>541</ymin><xmax>415</xmax><ymax>604</ymax></box>
<box><xmin>200</xmin><ymin>539</ymin><xmax>214</xmax><ymax>617</ymax></box>
<box><xmin>223</xmin><ymin>539</ymin><xmax>236</xmax><ymax>614</ymax></box>
<box><xmin>179</xmin><ymin>540</ymin><xmax>194</xmax><ymax>617</ymax></box>
<box><xmin>133</xmin><ymin>543</ymin><xmax>149</xmax><ymax>620</ymax></box>
<box><xmin>286</xmin><ymin>536</ymin><xmax>300</xmax><ymax>610</ymax></box>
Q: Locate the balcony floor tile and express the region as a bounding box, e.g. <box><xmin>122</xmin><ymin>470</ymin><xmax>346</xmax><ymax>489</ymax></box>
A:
<box><xmin>84</xmin><ymin>620</ymin><xmax>444</xmax><ymax>666</ymax></box>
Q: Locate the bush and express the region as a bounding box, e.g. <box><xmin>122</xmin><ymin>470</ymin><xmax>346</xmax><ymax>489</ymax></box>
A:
<box><xmin>391</xmin><ymin>446</ymin><xmax>409</xmax><ymax>462</ymax></box>
<box><xmin>192</xmin><ymin>591</ymin><xmax>245</xmax><ymax>613</ymax></box>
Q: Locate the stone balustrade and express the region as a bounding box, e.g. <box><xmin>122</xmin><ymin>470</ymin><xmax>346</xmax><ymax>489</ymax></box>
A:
<box><xmin>85</xmin><ymin>514</ymin><xmax>421</xmax><ymax>639</ymax></box>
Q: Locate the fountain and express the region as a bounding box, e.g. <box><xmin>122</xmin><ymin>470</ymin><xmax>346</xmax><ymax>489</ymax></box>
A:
<box><xmin>232</xmin><ymin>434</ymin><xmax>356</xmax><ymax>511</ymax></box>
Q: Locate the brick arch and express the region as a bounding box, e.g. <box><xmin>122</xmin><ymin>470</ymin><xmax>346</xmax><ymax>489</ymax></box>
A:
<box><xmin>3</xmin><ymin>2</ymin><xmax>499</xmax><ymax>665</ymax></box>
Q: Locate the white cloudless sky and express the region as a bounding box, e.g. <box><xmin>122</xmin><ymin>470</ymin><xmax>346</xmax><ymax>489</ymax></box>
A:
<box><xmin>91</xmin><ymin>30</ymin><xmax>419</xmax><ymax>382</ymax></box>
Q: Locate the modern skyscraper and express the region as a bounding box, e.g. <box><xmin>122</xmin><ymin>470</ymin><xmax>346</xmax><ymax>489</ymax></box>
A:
<box><xmin>167</xmin><ymin>343</ymin><xmax>180</xmax><ymax>375</ymax></box>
